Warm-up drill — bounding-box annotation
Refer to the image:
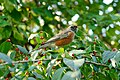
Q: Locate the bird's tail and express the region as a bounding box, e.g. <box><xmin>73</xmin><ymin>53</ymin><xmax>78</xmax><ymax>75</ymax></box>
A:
<box><xmin>39</xmin><ymin>43</ymin><xmax>50</xmax><ymax>49</ymax></box>
<box><xmin>29</xmin><ymin>43</ymin><xmax>50</xmax><ymax>54</ymax></box>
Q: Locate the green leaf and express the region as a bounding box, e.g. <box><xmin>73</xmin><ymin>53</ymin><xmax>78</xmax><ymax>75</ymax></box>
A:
<box><xmin>0</xmin><ymin>0</ymin><xmax>4</xmax><ymax>3</ymax></box>
<box><xmin>28</xmin><ymin>77</ymin><xmax>36</xmax><ymax>80</ymax></box>
<box><xmin>9</xmin><ymin>0</ymin><xmax>17</xmax><ymax>4</ymax></box>
<box><xmin>113</xmin><ymin>51</ymin><xmax>120</xmax><ymax>62</ymax></box>
<box><xmin>67</xmin><ymin>9</ymin><xmax>76</xmax><ymax>16</ymax></box>
<box><xmin>33</xmin><ymin>72</ymin><xmax>44</xmax><ymax>79</ymax></box>
<box><xmin>33</xmin><ymin>16</ymin><xmax>40</xmax><ymax>25</ymax></box>
<box><xmin>10</xmin><ymin>8</ymin><xmax>22</xmax><ymax>21</ymax></box>
<box><xmin>28</xmin><ymin>66</ymin><xmax>36</xmax><ymax>71</ymax></box>
<box><xmin>69</xmin><ymin>50</ymin><xmax>86</xmax><ymax>56</ymax></box>
<box><xmin>31</xmin><ymin>51</ymin><xmax>39</xmax><ymax>60</ymax></box>
<box><xmin>102</xmin><ymin>51</ymin><xmax>116</xmax><ymax>63</ymax></box>
<box><xmin>0</xmin><ymin>41</ymin><xmax>12</xmax><ymax>54</ymax></box>
<box><xmin>0</xmin><ymin>16</ymin><xmax>10</xmax><ymax>27</ymax></box>
<box><xmin>4</xmin><ymin>0</ymin><xmax>14</xmax><ymax>12</ymax></box>
<box><xmin>10</xmin><ymin>51</ymin><xmax>16</xmax><ymax>60</ymax></box>
<box><xmin>63</xmin><ymin>58</ymin><xmax>85</xmax><ymax>71</ymax></box>
<box><xmin>52</xmin><ymin>67</ymin><xmax>67</xmax><ymax>80</ymax></box>
<box><xmin>0</xmin><ymin>52</ymin><xmax>12</xmax><ymax>64</ymax></box>
<box><xmin>110</xmin><ymin>14</ymin><xmax>120</xmax><ymax>20</ymax></box>
<box><xmin>64</xmin><ymin>0</ymin><xmax>71</xmax><ymax>4</ymax></box>
<box><xmin>36</xmin><ymin>37</ymin><xmax>42</xmax><ymax>44</ymax></box>
<box><xmin>13</xmin><ymin>28</ymin><xmax>23</xmax><ymax>41</ymax></box>
<box><xmin>0</xmin><ymin>34</ymin><xmax>2</xmax><ymax>40</ymax></box>
<box><xmin>47</xmin><ymin>59</ymin><xmax>57</xmax><ymax>76</ymax></box>
<box><xmin>0</xmin><ymin>70</ymin><xmax>4</xmax><ymax>77</ymax></box>
<box><xmin>44</xmin><ymin>10</ymin><xmax>53</xmax><ymax>18</ymax></box>
<box><xmin>56</xmin><ymin>48</ymin><xmax>64</xmax><ymax>53</ymax></box>
<box><xmin>61</xmin><ymin>70</ymin><xmax>81</xmax><ymax>80</ymax></box>
<box><xmin>86</xmin><ymin>45</ymin><xmax>92</xmax><ymax>53</ymax></box>
<box><xmin>1</xmin><ymin>26</ymin><xmax>12</xmax><ymax>39</ymax></box>
<box><xmin>109</xmin><ymin>70</ymin><xmax>119</xmax><ymax>80</ymax></box>
<box><xmin>16</xmin><ymin>45</ymin><xmax>28</xmax><ymax>54</ymax></box>
<box><xmin>111</xmin><ymin>51</ymin><xmax>120</xmax><ymax>67</ymax></box>
<box><xmin>96</xmin><ymin>72</ymin><xmax>106</xmax><ymax>80</ymax></box>
<box><xmin>89</xmin><ymin>24</ymin><xmax>96</xmax><ymax>30</ymax></box>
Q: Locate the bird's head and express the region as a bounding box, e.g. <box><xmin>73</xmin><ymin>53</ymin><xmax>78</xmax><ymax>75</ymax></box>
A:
<box><xmin>70</xmin><ymin>26</ymin><xmax>78</xmax><ymax>32</ymax></box>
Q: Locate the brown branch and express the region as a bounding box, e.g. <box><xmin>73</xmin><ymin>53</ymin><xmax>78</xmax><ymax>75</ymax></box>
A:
<box><xmin>0</xmin><ymin>58</ymin><xmax>120</xmax><ymax>70</ymax></box>
<box><xmin>85</xmin><ymin>61</ymin><xmax>120</xmax><ymax>70</ymax></box>
<box><xmin>85</xmin><ymin>61</ymin><xmax>108</xmax><ymax>67</ymax></box>
<box><xmin>0</xmin><ymin>58</ymin><xmax>62</xmax><ymax>65</ymax></box>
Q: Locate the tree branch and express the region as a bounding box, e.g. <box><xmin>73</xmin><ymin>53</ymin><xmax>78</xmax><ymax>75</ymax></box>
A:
<box><xmin>85</xmin><ymin>60</ymin><xmax>120</xmax><ymax>70</ymax></box>
<box><xmin>85</xmin><ymin>61</ymin><xmax>108</xmax><ymax>67</ymax></box>
<box><xmin>0</xmin><ymin>58</ymin><xmax>120</xmax><ymax>70</ymax></box>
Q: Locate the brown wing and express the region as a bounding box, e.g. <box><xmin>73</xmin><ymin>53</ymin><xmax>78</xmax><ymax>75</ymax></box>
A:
<box><xmin>44</xmin><ymin>31</ymin><xmax>71</xmax><ymax>44</ymax></box>
<box><xmin>55</xmin><ymin>31</ymin><xmax>75</xmax><ymax>46</ymax></box>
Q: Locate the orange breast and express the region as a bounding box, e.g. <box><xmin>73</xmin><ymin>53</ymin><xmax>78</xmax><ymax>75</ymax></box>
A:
<box><xmin>55</xmin><ymin>32</ymin><xmax>74</xmax><ymax>46</ymax></box>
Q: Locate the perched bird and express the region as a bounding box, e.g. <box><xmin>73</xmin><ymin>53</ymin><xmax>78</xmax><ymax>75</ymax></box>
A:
<box><xmin>39</xmin><ymin>26</ymin><xmax>77</xmax><ymax>49</ymax></box>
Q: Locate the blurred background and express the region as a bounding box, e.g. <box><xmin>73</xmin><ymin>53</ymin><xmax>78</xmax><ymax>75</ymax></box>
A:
<box><xmin>0</xmin><ymin>0</ymin><xmax>120</xmax><ymax>50</ymax></box>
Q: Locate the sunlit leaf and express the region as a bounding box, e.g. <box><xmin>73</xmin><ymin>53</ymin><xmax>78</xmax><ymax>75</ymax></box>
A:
<box><xmin>16</xmin><ymin>45</ymin><xmax>28</xmax><ymax>54</ymax></box>
<box><xmin>69</xmin><ymin>50</ymin><xmax>86</xmax><ymax>56</ymax></box>
<box><xmin>33</xmin><ymin>72</ymin><xmax>44</xmax><ymax>79</ymax></box>
<box><xmin>0</xmin><ymin>52</ymin><xmax>12</xmax><ymax>64</ymax></box>
<box><xmin>63</xmin><ymin>58</ymin><xmax>85</xmax><ymax>71</ymax></box>
<box><xmin>52</xmin><ymin>67</ymin><xmax>67</xmax><ymax>80</ymax></box>
<box><xmin>10</xmin><ymin>8</ymin><xmax>22</xmax><ymax>21</ymax></box>
<box><xmin>47</xmin><ymin>59</ymin><xmax>57</xmax><ymax>76</ymax></box>
<box><xmin>102</xmin><ymin>51</ymin><xmax>116</xmax><ymax>63</ymax></box>
<box><xmin>28</xmin><ymin>66</ymin><xmax>36</xmax><ymax>71</ymax></box>
<box><xmin>10</xmin><ymin>51</ymin><xmax>16</xmax><ymax>60</ymax></box>
<box><xmin>28</xmin><ymin>77</ymin><xmax>36</xmax><ymax>80</ymax></box>
<box><xmin>111</xmin><ymin>51</ymin><xmax>120</xmax><ymax>67</ymax></box>
<box><xmin>0</xmin><ymin>41</ymin><xmax>12</xmax><ymax>54</ymax></box>
<box><xmin>61</xmin><ymin>70</ymin><xmax>81</xmax><ymax>80</ymax></box>
<box><xmin>13</xmin><ymin>28</ymin><xmax>23</xmax><ymax>41</ymax></box>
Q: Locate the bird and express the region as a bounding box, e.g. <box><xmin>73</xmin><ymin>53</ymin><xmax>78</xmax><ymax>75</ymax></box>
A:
<box><xmin>39</xmin><ymin>26</ymin><xmax>77</xmax><ymax>49</ymax></box>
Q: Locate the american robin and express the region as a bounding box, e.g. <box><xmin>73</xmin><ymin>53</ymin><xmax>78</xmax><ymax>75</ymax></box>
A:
<box><xmin>39</xmin><ymin>26</ymin><xmax>77</xmax><ymax>49</ymax></box>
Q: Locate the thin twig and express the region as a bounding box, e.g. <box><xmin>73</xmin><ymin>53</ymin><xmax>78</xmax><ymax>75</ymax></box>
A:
<box><xmin>0</xmin><ymin>58</ymin><xmax>62</xmax><ymax>65</ymax></box>
<box><xmin>85</xmin><ymin>61</ymin><xmax>108</xmax><ymax>67</ymax></box>
<box><xmin>0</xmin><ymin>58</ymin><xmax>120</xmax><ymax>70</ymax></box>
<box><xmin>85</xmin><ymin>61</ymin><xmax>120</xmax><ymax>70</ymax></box>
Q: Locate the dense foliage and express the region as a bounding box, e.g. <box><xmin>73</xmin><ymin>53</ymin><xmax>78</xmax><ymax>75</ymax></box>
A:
<box><xmin>0</xmin><ymin>0</ymin><xmax>120</xmax><ymax>80</ymax></box>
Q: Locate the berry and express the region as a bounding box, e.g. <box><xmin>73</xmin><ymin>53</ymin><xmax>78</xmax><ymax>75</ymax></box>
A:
<box><xmin>72</xmin><ymin>54</ymin><xmax>74</xmax><ymax>57</ymax></box>
<box><xmin>106</xmin><ymin>67</ymin><xmax>110</xmax><ymax>70</ymax></box>
<box><xmin>12</xmin><ymin>63</ymin><xmax>14</xmax><ymax>66</ymax></box>
<box><xmin>43</xmin><ymin>54</ymin><xmax>46</xmax><ymax>56</ymax></box>
<box><xmin>81</xmin><ymin>75</ymin><xmax>85</xmax><ymax>79</ymax></box>
<box><xmin>44</xmin><ymin>48</ymin><xmax>46</xmax><ymax>50</ymax></box>
<box><xmin>92</xmin><ymin>72</ymin><xmax>95</xmax><ymax>76</ymax></box>
<box><xmin>41</xmin><ymin>42</ymin><xmax>45</xmax><ymax>45</ymax></box>
<box><xmin>93</xmin><ymin>51</ymin><xmax>97</xmax><ymax>56</ymax></box>
<box><xmin>20</xmin><ymin>51</ymin><xmax>23</xmax><ymax>54</ymax></box>
<box><xmin>38</xmin><ymin>61</ymin><xmax>41</xmax><ymax>64</ymax></box>
<box><xmin>108</xmin><ymin>59</ymin><xmax>111</xmax><ymax>63</ymax></box>
<box><xmin>40</xmin><ymin>31</ymin><xmax>43</xmax><ymax>33</ymax></box>
<box><xmin>40</xmin><ymin>36</ymin><xmax>44</xmax><ymax>39</ymax></box>
<box><xmin>52</xmin><ymin>66</ymin><xmax>55</xmax><ymax>69</ymax></box>
<box><xmin>93</xmin><ymin>42</ymin><xmax>96</xmax><ymax>44</ymax></box>
<box><xmin>94</xmin><ymin>36</ymin><xmax>97</xmax><ymax>39</ymax></box>
<box><xmin>25</xmin><ymin>71</ymin><xmax>29</xmax><ymax>75</ymax></box>
<box><xmin>15</xmin><ymin>48</ymin><xmax>19</xmax><ymax>52</ymax></box>
<box><xmin>0</xmin><ymin>60</ymin><xmax>2</xmax><ymax>63</ymax></box>
<box><xmin>5</xmin><ymin>78</ymin><xmax>9</xmax><ymax>80</ymax></box>
<box><xmin>25</xmin><ymin>57</ymin><xmax>28</xmax><ymax>60</ymax></box>
<box><xmin>112</xmin><ymin>48</ymin><xmax>117</xmax><ymax>52</ymax></box>
<box><xmin>6</xmin><ymin>39</ymin><xmax>11</xmax><ymax>42</ymax></box>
